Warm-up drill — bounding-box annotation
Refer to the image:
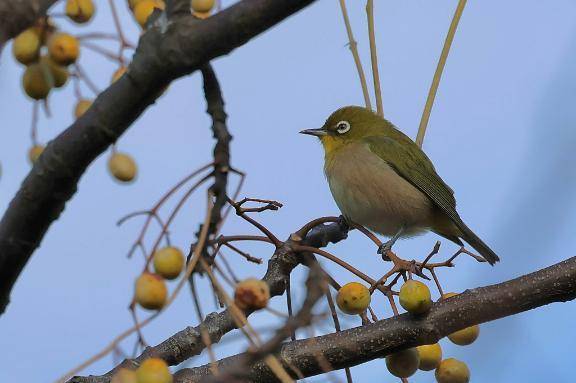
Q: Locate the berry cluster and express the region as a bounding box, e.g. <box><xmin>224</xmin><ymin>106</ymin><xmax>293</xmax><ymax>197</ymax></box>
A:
<box><xmin>8</xmin><ymin>0</ymin><xmax>217</xmax><ymax>183</ymax></box>
<box><xmin>336</xmin><ymin>280</ymin><xmax>477</xmax><ymax>383</ymax></box>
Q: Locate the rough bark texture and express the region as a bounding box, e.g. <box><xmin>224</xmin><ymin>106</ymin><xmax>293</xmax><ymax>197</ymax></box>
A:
<box><xmin>173</xmin><ymin>256</ymin><xmax>576</xmax><ymax>382</ymax></box>
<box><xmin>0</xmin><ymin>0</ymin><xmax>58</xmax><ymax>56</ymax></box>
<box><xmin>0</xmin><ymin>0</ymin><xmax>317</xmax><ymax>316</ymax></box>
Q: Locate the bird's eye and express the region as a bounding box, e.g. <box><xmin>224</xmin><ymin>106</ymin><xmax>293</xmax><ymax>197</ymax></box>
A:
<box><xmin>335</xmin><ymin>121</ymin><xmax>351</xmax><ymax>134</ymax></box>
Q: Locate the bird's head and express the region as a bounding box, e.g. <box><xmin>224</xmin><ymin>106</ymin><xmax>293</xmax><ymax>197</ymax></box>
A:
<box><xmin>300</xmin><ymin>106</ymin><xmax>388</xmax><ymax>154</ymax></box>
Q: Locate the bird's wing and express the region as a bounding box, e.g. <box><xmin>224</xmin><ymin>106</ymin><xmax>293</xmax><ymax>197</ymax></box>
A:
<box><xmin>365</xmin><ymin>135</ymin><xmax>461</xmax><ymax>224</ymax></box>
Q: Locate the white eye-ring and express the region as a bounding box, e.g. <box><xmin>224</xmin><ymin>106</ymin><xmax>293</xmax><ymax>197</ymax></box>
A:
<box><xmin>335</xmin><ymin>120</ymin><xmax>351</xmax><ymax>134</ymax></box>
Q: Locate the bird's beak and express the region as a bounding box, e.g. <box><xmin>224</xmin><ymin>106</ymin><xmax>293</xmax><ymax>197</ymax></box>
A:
<box><xmin>299</xmin><ymin>128</ymin><xmax>327</xmax><ymax>137</ymax></box>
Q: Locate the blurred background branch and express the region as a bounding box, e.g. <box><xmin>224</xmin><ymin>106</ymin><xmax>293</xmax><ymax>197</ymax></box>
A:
<box><xmin>0</xmin><ymin>0</ymin><xmax>59</xmax><ymax>56</ymax></box>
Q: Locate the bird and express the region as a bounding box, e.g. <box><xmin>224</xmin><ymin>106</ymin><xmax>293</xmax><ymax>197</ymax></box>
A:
<box><xmin>300</xmin><ymin>106</ymin><xmax>499</xmax><ymax>265</ymax></box>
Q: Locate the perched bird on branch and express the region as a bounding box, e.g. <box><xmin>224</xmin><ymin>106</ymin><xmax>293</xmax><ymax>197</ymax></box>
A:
<box><xmin>300</xmin><ymin>106</ymin><xmax>499</xmax><ymax>265</ymax></box>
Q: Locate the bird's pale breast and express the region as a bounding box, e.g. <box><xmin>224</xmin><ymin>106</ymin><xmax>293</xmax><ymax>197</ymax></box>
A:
<box><xmin>324</xmin><ymin>142</ymin><xmax>435</xmax><ymax>237</ymax></box>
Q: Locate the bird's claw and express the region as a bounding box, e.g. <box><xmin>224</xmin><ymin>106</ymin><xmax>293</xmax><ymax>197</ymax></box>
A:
<box><xmin>337</xmin><ymin>215</ymin><xmax>350</xmax><ymax>232</ymax></box>
<box><xmin>377</xmin><ymin>242</ymin><xmax>392</xmax><ymax>261</ymax></box>
<box><xmin>377</xmin><ymin>242</ymin><xmax>391</xmax><ymax>255</ymax></box>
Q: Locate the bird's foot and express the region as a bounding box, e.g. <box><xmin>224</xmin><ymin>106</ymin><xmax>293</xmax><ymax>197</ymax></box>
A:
<box><xmin>376</xmin><ymin>227</ymin><xmax>405</xmax><ymax>261</ymax></box>
<box><xmin>337</xmin><ymin>215</ymin><xmax>350</xmax><ymax>232</ymax></box>
<box><xmin>377</xmin><ymin>240</ymin><xmax>394</xmax><ymax>261</ymax></box>
<box><xmin>377</xmin><ymin>241</ymin><xmax>393</xmax><ymax>255</ymax></box>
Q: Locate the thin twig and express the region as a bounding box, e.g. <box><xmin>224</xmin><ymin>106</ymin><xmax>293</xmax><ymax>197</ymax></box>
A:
<box><xmin>366</xmin><ymin>0</ymin><xmax>383</xmax><ymax>116</ymax></box>
<box><xmin>80</xmin><ymin>41</ymin><xmax>124</xmax><ymax>62</ymax></box>
<box><xmin>30</xmin><ymin>102</ymin><xmax>39</xmax><ymax>146</ymax></box>
<box><xmin>415</xmin><ymin>0</ymin><xmax>467</xmax><ymax>147</ymax></box>
<box><xmin>338</xmin><ymin>0</ymin><xmax>372</xmax><ymax>109</ymax></box>
<box><xmin>56</xmin><ymin>194</ymin><xmax>214</xmax><ymax>382</ymax></box>
<box><xmin>228</xmin><ymin>197</ymin><xmax>283</xmax><ymax>246</ymax></box>
<box><xmin>73</xmin><ymin>63</ymin><xmax>100</xmax><ymax>95</ymax></box>
<box><xmin>108</xmin><ymin>0</ymin><xmax>129</xmax><ymax>62</ymax></box>
<box><xmin>222</xmin><ymin>242</ymin><xmax>262</xmax><ymax>264</ymax></box>
<box><xmin>325</xmin><ymin>290</ymin><xmax>353</xmax><ymax>383</ymax></box>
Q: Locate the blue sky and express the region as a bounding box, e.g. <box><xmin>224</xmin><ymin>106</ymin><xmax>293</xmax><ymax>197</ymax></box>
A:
<box><xmin>1</xmin><ymin>0</ymin><xmax>576</xmax><ymax>382</ymax></box>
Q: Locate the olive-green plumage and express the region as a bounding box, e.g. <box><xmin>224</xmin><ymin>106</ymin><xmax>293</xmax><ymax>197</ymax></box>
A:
<box><xmin>301</xmin><ymin>106</ymin><xmax>499</xmax><ymax>265</ymax></box>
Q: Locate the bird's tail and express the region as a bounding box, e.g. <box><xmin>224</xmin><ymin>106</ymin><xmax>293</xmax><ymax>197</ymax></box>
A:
<box><xmin>455</xmin><ymin>219</ymin><xmax>500</xmax><ymax>265</ymax></box>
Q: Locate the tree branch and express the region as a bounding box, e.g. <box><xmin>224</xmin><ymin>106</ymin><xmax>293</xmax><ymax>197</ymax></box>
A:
<box><xmin>0</xmin><ymin>0</ymin><xmax>59</xmax><ymax>57</ymax></box>
<box><xmin>67</xmin><ymin>219</ymin><xmax>349</xmax><ymax>383</ymax></box>
<box><xmin>0</xmin><ymin>0</ymin><xmax>318</xmax><ymax>316</ymax></box>
<box><xmin>174</xmin><ymin>256</ymin><xmax>576</xmax><ymax>382</ymax></box>
<box><xmin>204</xmin><ymin>261</ymin><xmax>328</xmax><ymax>383</ymax></box>
<box><xmin>201</xmin><ymin>63</ymin><xmax>231</xmax><ymax>240</ymax></box>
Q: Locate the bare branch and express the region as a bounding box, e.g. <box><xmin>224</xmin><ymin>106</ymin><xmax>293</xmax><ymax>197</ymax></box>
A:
<box><xmin>366</xmin><ymin>0</ymin><xmax>383</xmax><ymax>116</ymax></box>
<box><xmin>337</xmin><ymin>0</ymin><xmax>371</xmax><ymax>109</ymax></box>
<box><xmin>203</xmin><ymin>262</ymin><xmax>328</xmax><ymax>383</ymax></box>
<box><xmin>175</xmin><ymin>256</ymin><xmax>576</xmax><ymax>382</ymax></box>
<box><xmin>202</xmin><ymin>64</ymin><xmax>231</xmax><ymax>237</ymax></box>
<box><xmin>415</xmin><ymin>0</ymin><xmax>467</xmax><ymax>147</ymax></box>
<box><xmin>0</xmin><ymin>0</ymin><xmax>318</xmax><ymax>316</ymax></box>
<box><xmin>67</xmin><ymin>219</ymin><xmax>349</xmax><ymax>383</ymax></box>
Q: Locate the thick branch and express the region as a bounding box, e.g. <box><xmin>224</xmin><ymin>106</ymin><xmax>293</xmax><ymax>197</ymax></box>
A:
<box><xmin>67</xmin><ymin>220</ymin><xmax>348</xmax><ymax>383</ymax></box>
<box><xmin>174</xmin><ymin>256</ymin><xmax>576</xmax><ymax>382</ymax></box>
<box><xmin>0</xmin><ymin>0</ymin><xmax>317</xmax><ymax>316</ymax></box>
<box><xmin>0</xmin><ymin>0</ymin><xmax>58</xmax><ymax>56</ymax></box>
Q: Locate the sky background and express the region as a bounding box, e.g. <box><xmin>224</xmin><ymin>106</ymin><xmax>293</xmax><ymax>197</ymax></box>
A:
<box><xmin>1</xmin><ymin>0</ymin><xmax>576</xmax><ymax>382</ymax></box>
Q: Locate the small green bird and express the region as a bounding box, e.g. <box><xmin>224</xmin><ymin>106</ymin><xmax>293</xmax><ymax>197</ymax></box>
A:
<box><xmin>300</xmin><ymin>106</ymin><xmax>499</xmax><ymax>265</ymax></box>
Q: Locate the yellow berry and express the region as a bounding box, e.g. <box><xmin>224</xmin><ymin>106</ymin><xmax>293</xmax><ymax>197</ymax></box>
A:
<box><xmin>417</xmin><ymin>343</ymin><xmax>442</xmax><ymax>371</ymax></box>
<box><xmin>74</xmin><ymin>99</ymin><xmax>92</xmax><ymax>118</ymax></box>
<box><xmin>28</xmin><ymin>145</ymin><xmax>45</xmax><ymax>164</ymax></box>
<box><xmin>234</xmin><ymin>278</ymin><xmax>270</xmax><ymax>310</ymax></box>
<box><xmin>133</xmin><ymin>0</ymin><xmax>165</xmax><ymax>28</ymax></box>
<box><xmin>153</xmin><ymin>246</ymin><xmax>185</xmax><ymax>280</ymax></box>
<box><xmin>193</xmin><ymin>11</ymin><xmax>211</xmax><ymax>19</ymax></box>
<box><xmin>448</xmin><ymin>325</ymin><xmax>479</xmax><ymax>346</ymax></box>
<box><xmin>108</xmin><ymin>152</ymin><xmax>137</xmax><ymax>183</ymax></box>
<box><xmin>191</xmin><ymin>0</ymin><xmax>214</xmax><ymax>13</ymax></box>
<box><xmin>136</xmin><ymin>358</ymin><xmax>172</xmax><ymax>383</ymax></box>
<box><xmin>110</xmin><ymin>368</ymin><xmax>137</xmax><ymax>383</ymax></box>
<box><xmin>386</xmin><ymin>348</ymin><xmax>419</xmax><ymax>378</ymax></box>
<box><xmin>399</xmin><ymin>279</ymin><xmax>432</xmax><ymax>315</ymax></box>
<box><xmin>336</xmin><ymin>282</ymin><xmax>371</xmax><ymax>315</ymax></box>
<box><xmin>41</xmin><ymin>56</ymin><xmax>69</xmax><ymax>88</ymax></box>
<box><xmin>12</xmin><ymin>29</ymin><xmax>40</xmax><ymax>65</ymax></box>
<box><xmin>48</xmin><ymin>33</ymin><xmax>80</xmax><ymax>66</ymax></box>
<box><xmin>435</xmin><ymin>358</ymin><xmax>470</xmax><ymax>383</ymax></box>
<box><xmin>65</xmin><ymin>0</ymin><xmax>95</xmax><ymax>23</ymax></box>
<box><xmin>111</xmin><ymin>66</ymin><xmax>127</xmax><ymax>84</ymax></box>
<box><xmin>135</xmin><ymin>272</ymin><xmax>167</xmax><ymax>310</ymax></box>
<box><xmin>22</xmin><ymin>63</ymin><xmax>52</xmax><ymax>100</ymax></box>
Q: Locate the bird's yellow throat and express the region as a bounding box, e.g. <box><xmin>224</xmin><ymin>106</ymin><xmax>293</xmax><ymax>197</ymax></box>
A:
<box><xmin>320</xmin><ymin>135</ymin><xmax>348</xmax><ymax>156</ymax></box>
